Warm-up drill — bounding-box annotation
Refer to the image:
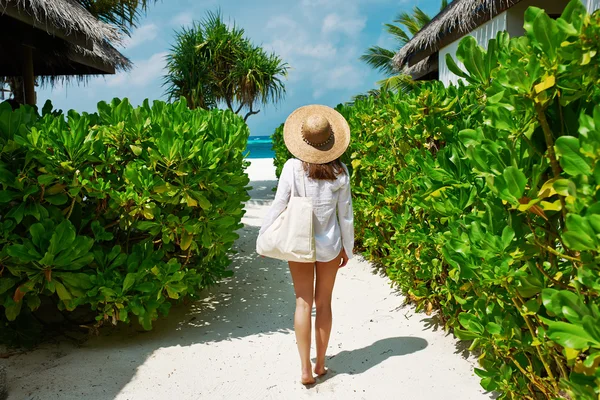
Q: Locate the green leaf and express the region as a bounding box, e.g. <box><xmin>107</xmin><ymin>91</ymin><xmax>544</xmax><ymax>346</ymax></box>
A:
<box><xmin>562</xmin><ymin>214</ymin><xmax>598</xmax><ymax>251</ymax></box>
<box><xmin>30</xmin><ymin>223</ymin><xmax>46</xmax><ymax>249</ymax></box>
<box><xmin>454</xmin><ymin>327</ymin><xmax>481</xmax><ymax>340</ymax></box>
<box><xmin>445</xmin><ymin>54</ymin><xmax>471</xmax><ymax>81</ymax></box>
<box><xmin>0</xmin><ymin>190</ymin><xmax>19</xmax><ymax>203</ymax></box>
<box><xmin>191</xmin><ymin>191</ymin><xmax>211</xmax><ymax>210</ymax></box>
<box><xmin>54</xmin><ymin>281</ymin><xmax>72</xmax><ymax>301</ymax></box>
<box><xmin>456</xmin><ymin>36</ymin><xmax>488</xmax><ymax>84</ymax></box>
<box><xmin>501</xmin><ymin>226</ymin><xmax>515</xmax><ymax>249</ymax></box>
<box><xmin>503</xmin><ymin>166</ymin><xmax>527</xmax><ymax>199</ymax></box>
<box><xmin>524</xmin><ymin>6</ymin><xmax>559</xmax><ymax>60</ymax></box>
<box><xmin>458</xmin><ymin>128</ymin><xmax>483</xmax><ymax>147</ymax></box>
<box><xmin>48</xmin><ymin>220</ymin><xmax>76</xmax><ymax>256</ymax></box>
<box><xmin>123</xmin><ymin>273</ymin><xmax>136</xmax><ymax>292</ymax></box>
<box><xmin>130</xmin><ymin>145</ymin><xmax>143</xmax><ymax>156</ymax></box>
<box><xmin>7</xmin><ymin>244</ymin><xmax>40</xmax><ymax>263</ymax></box>
<box><xmin>541</xmin><ymin>317</ymin><xmax>599</xmax><ymax>349</ymax></box>
<box><xmin>58</xmin><ymin>272</ymin><xmax>93</xmax><ymax>290</ymax></box>
<box><xmin>0</xmin><ymin>277</ymin><xmax>18</xmax><ymax>295</ymax></box>
<box><xmin>4</xmin><ymin>297</ymin><xmax>22</xmax><ymax>321</ymax></box>
<box><xmin>45</xmin><ymin>194</ymin><xmax>69</xmax><ymax>205</ymax></box>
<box><xmin>91</xmin><ymin>221</ymin><xmax>114</xmax><ymax>242</ymax></box>
<box><xmin>486</xmin><ymin>322</ymin><xmax>502</xmax><ymax>335</ymax></box>
<box><xmin>553</xmin><ymin>179</ymin><xmax>576</xmax><ymax>197</ymax></box>
<box><xmin>180</xmin><ymin>231</ymin><xmax>193</xmax><ymax>251</ymax></box>
<box><xmin>458</xmin><ymin>312</ymin><xmax>484</xmax><ymax>335</ymax></box>
<box><xmin>555</xmin><ymin>136</ymin><xmax>592</xmax><ymax>176</ymax></box>
<box><xmin>135</xmin><ymin>282</ymin><xmax>155</xmax><ymax>293</ymax></box>
<box><xmin>560</xmin><ymin>0</ymin><xmax>587</xmax><ymax>32</ymax></box>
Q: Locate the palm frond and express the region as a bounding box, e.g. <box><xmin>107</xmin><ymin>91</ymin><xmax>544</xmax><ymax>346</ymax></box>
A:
<box><xmin>394</xmin><ymin>11</ymin><xmax>422</xmax><ymax>36</ymax></box>
<box><xmin>377</xmin><ymin>74</ymin><xmax>419</xmax><ymax>94</ymax></box>
<box><xmin>164</xmin><ymin>10</ymin><xmax>288</xmax><ymax>119</ymax></box>
<box><xmin>78</xmin><ymin>0</ymin><xmax>154</xmax><ymax>36</ymax></box>
<box><xmin>384</xmin><ymin>23</ymin><xmax>410</xmax><ymax>47</ymax></box>
<box><xmin>412</xmin><ymin>7</ymin><xmax>432</xmax><ymax>29</ymax></box>
<box><xmin>359</xmin><ymin>46</ymin><xmax>397</xmax><ymax>76</ymax></box>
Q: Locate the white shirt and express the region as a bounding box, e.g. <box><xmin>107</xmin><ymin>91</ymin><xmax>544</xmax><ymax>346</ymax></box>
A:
<box><xmin>259</xmin><ymin>158</ymin><xmax>354</xmax><ymax>262</ymax></box>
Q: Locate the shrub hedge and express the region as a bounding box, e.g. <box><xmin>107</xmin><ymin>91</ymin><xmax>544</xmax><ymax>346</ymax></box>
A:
<box><xmin>0</xmin><ymin>98</ymin><xmax>249</xmax><ymax>345</ymax></box>
<box><xmin>272</xmin><ymin>1</ymin><xmax>600</xmax><ymax>398</ymax></box>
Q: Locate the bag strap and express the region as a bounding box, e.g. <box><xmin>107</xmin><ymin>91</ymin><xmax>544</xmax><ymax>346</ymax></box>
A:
<box><xmin>290</xmin><ymin>162</ymin><xmax>297</xmax><ymax>198</ymax></box>
<box><xmin>290</xmin><ymin>160</ymin><xmax>307</xmax><ymax>198</ymax></box>
<box><xmin>300</xmin><ymin>163</ymin><xmax>307</xmax><ymax>197</ymax></box>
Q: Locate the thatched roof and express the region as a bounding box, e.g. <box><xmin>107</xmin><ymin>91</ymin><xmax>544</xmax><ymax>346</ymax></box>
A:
<box><xmin>401</xmin><ymin>54</ymin><xmax>438</xmax><ymax>80</ymax></box>
<box><xmin>4</xmin><ymin>0</ymin><xmax>122</xmax><ymax>45</ymax></box>
<box><xmin>393</xmin><ymin>0</ymin><xmax>522</xmax><ymax>70</ymax></box>
<box><xmin>0</xmin><ymin>0</ymin><xmax>131</xmax><ymax>78</ymax></box>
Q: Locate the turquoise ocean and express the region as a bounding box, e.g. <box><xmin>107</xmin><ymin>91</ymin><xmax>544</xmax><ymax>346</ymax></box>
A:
<box><xmin>244</xmin><ymin>135</ymin><xmax>274</xmax><ymax>159</ymax></box>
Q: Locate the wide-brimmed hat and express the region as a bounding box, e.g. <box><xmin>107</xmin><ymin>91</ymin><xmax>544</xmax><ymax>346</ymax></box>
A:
<box><xmin>283</xmin><ymin>104</ymin><xmax>350</xmax><ymax>164</ymax></box>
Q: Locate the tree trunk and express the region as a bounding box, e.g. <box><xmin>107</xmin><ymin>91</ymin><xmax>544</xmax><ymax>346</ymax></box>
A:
<box><xmin>22</xmin><ymin>46</ymin><xmax>36</xmax><ymax>105</ymax></box>
<box><xmin>8</xmin><ymin>78</ymin><xmax>25</xmax><ymax>105</ymax></box>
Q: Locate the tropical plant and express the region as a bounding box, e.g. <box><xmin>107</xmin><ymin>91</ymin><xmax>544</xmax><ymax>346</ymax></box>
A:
<box><xmin>274</xmin><ymin>2</ymin><xmax>600</xmax><ymax>398</ymax></box>
<box><xmin>81</xmin><ymin>0</ymin><xmax>154</xmax><ymax>36</ymax></box>
<box><xmin>0</xmin><ymin>98</ymin><xmax>250</xmax><ymax>346</ymax></box>
<box><xmin>164</xmin><ymin>11</ymin><xmax>289</xmax><ymax>121</ymax></box>
<box><xmin>360</xmin><ymin>0</ymin><xmax>451</xmax><ymax>76</ymax></box>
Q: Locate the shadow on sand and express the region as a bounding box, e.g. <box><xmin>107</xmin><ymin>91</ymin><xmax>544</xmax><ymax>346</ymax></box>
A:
<box><xmin>312</xmin><ymin>336</ymin><xmax>428</xmax><ymax>384</ymax></box>
<box><xmin>6</xmin><ymin>179</ymin><xmax>297</xmax><ymax>399</ymax></box>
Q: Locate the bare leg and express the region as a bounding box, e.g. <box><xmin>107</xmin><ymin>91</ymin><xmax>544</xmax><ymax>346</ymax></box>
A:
<box><xmin>288</xmin><ymin>261</ymin><xmax>316</xmax><ymax>384</ymax></box>
<box><xmin>314</xmin><ymin>252</ymin><xmax>341</xmax><ymax>375</ymax></box>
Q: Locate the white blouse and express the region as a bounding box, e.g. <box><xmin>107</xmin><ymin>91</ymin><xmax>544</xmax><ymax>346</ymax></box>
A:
<box><xmin>259</xmin><ymin>158</ymin><xmax>354</xmax><ymax>262</ymax></box>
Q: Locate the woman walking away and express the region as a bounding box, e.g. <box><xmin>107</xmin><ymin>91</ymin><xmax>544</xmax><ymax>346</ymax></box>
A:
<box><xmin>258</xmin><ymin>105</ymin><xmax>354</xmax><ymax>385</ymax></box>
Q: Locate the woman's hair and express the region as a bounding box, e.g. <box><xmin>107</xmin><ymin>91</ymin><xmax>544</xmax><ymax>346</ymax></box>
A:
<box><xmin>302</xmin><ymin>158</ymin><xmax>347</xmax><ymax>180</ymax></box>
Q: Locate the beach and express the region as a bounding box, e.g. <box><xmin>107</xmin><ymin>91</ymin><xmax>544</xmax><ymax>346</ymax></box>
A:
<box><xmin>4</xmin><ymin>158</ymin><xmax>488</xmax><ymax>400</ymax></box>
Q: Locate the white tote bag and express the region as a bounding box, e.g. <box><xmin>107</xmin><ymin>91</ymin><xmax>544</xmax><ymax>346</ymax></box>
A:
<box><xmin>256</xmin><ymin>164</ymin><xmax>316</xmax><ymax>262</ymax></box>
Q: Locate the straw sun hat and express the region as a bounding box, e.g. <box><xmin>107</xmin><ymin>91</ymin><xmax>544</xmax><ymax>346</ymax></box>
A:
<box><xmin>283</xmin><ymin>104</ymin><xmax>351</xmax><ymax>164</ymax></box>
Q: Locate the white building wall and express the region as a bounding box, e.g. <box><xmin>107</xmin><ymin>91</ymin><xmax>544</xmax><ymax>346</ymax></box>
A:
<box><xmin>438</xmin><ymin>0</ymin><xmax>600</xmax><ymax>87</ymax></box>
<box><xmin>439</xmin><ymin>13</ymin><xmax>507</xmax><ymax>87</ymax></box>
<box><xmin>587</xmin><ymin>0</ymin><xmax>600</xmax><ymax>13</ymax></box>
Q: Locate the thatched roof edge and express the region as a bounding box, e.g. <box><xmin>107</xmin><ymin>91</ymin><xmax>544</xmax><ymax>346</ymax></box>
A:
<box><xmin>393</xmin><ymin>0</ymin><xmax>522</xmax><ymax>69</ymax></box>
<box><xmin>1</xmin><ymin>0</ymin><xmax>131</xmax><ymax>78</ymax></box>
<box><xmin>1</xmin><ymin>0</ymin><xmax>122</xmax><ymax>44</ymax></box>
<box><xmin>401</xmin><ymin>55</ymin><xmax>437</xmax><ymax>79</ymax></box>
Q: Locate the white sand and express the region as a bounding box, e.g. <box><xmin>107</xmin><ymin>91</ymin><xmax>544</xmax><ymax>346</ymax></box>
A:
<box><xmin>5</xmin><ymin>158</ymin><xmax>490</xmax><ymax>400</ymax></box>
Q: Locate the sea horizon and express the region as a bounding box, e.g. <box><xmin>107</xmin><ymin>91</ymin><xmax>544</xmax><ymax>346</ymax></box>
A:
<box><xmin>245</xmin><ymin>135</ymin><xmax>274</xmax><ymax>159</ymax></box>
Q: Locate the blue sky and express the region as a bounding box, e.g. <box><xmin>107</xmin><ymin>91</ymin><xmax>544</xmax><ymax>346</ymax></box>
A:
<box><xmin>37</xmin><ymin>0</ymin><xmax>441</xmax><ymax>137</ymax></box>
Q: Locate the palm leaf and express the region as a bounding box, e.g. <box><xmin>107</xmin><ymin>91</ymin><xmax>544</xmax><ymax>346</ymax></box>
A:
<box><xmin>164</xmin><ymin>10</ymin><xmax>288</xmax><ymax>119</ymax></box>
<box><xmin>360</xmin><ymin>46</ymin><xmax>397</xmax><ymax>76</ymax></box>
<box><xmin>384</xmin><ymin>23</ymin><xmax>410</xmax><ymax>47</ymax></box>
<box><xmin>412</xmin><ymin>7</ymin><xmax>432</xmax><ymax>28</ymax></box>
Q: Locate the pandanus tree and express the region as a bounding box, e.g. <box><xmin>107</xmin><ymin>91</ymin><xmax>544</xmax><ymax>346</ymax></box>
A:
<box><xmin>163</xmin><ymin>11</ymin><xmax>289</xmax><ymax>121</ymax></box>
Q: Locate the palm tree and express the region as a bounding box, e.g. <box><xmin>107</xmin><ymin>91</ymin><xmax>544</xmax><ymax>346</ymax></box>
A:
<box><xmin>79</xmin><ymin>0</ymin><xmax>154</xmax><ymax>36</ymax></box>
<box><xmin>164</xmin><ymin>11</ymin><xmax>289</xmax><ymax>122</ymax></box>
<box><xmin>361</xmin><ymin>0</ymin><xmax>451</xmax><ymax>77</ymax></box>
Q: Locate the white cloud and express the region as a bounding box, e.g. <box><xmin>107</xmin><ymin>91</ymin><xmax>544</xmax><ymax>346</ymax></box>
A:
<box><xmin>313</xmin><ymin>64</ymin><xmax>363</xmax><ymax>98</ymax></box>
<box><xmin>322</xmin><ymin>13</ymin><xmax>366</xmax><ymax>36</ymax></box>
<box><xmin>120</xmin><ymin>24</ymin><xmax>159</xmax><ymax>50</ymax></box>
<box><xmin>266</xmin><ymin>15</ymin><xmax>298</xmax><ymax>30</ymax></box>
<box><xmin>171</xmin><ymin>12</ymin><xmax>193</xmax><ymax>27</ymax></box>
<box><xmin>107</xmin><ymin>52</ymin><xmax>168</xmax><ymax>88</ymax></box>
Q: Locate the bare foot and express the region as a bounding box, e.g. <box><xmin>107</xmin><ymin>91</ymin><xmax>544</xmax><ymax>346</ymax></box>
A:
<box><xmin>301</xmin><ymin>371</ymin><xmax>316</xmax><ymax>385</ymax></box>
<box><xmin>314</xmin><ymin>365</ymin><xmax>328</xmax><ymax>376</ymax></box>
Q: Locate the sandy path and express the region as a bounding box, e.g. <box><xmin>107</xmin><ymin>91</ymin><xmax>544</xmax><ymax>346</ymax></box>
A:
<box><xmin>5</xmin><ymin>159</ymin><xmax>489</xmax><ymax>400</ymax></box>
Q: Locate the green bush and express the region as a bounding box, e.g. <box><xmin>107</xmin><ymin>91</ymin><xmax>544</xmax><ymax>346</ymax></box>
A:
<box><xmin>0</xmin><ymin>98</ymin><xmax>249</xmax><ymax>344</ymax></box>
<box><xmin>272</xmin><ymin>1</ymin><xmax>600</xmax><ymax>398</ymax></box>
